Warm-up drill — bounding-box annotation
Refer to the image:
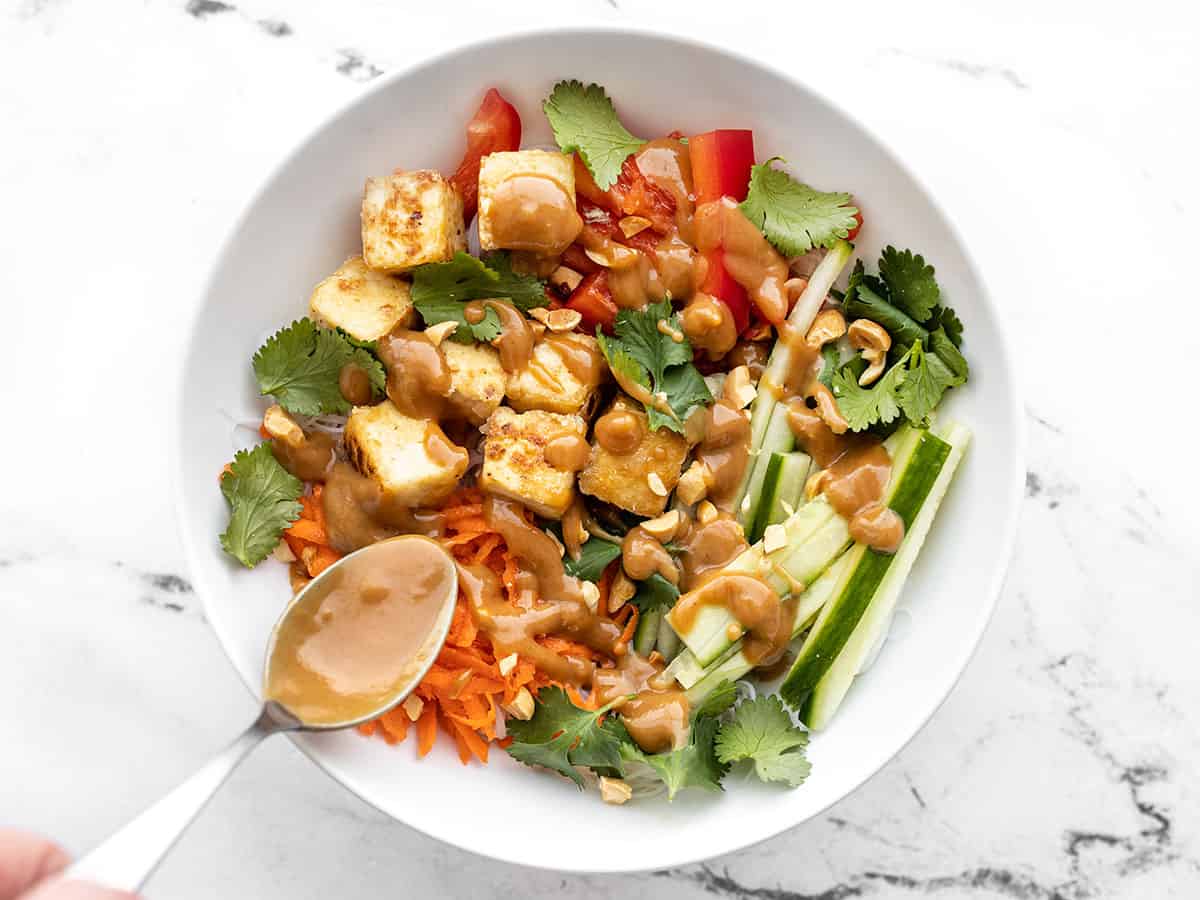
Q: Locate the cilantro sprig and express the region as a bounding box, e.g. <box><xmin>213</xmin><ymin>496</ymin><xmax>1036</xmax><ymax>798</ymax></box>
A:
<box><xmin>715</xmin><ymin>695</ymin><xmax>812</xmax><ymax>787</ymax></box>
<box><xmin>219</xmin><ymin>443</ymin><xmax>304</xmax><ymax>568</ymax></box>
<box><xmin>597</xmin><ymin>300</ymin><xmax>712</xmax><ymax>433</ymax></box>
<box><xmin>832</xmin><ymin>247</ymin><xmax>969</xmax><ymax>431</ymax></box>
<box><xmin>411</xmin><ymin>252</ymin><xmax>547</xmax><ymax>343</ymax></box>
<box><xmin>562</xmin><ymin>536</ymin><xmax>621</xmax><ymax>582</ymax></box>
<box><xmin>543</xmin><ymin>80</ymin><xmax>644</xmax><ymax>190</ymax></box>
<box><xmin>740</xmin><ymin>159</ymin><xmax>860</xmax><ymax>256</ymax></box>
<box><xmin>505</xmin><ymin>688</ymin><xmax>630</xmax><ymax>788</ymax></box>
<box><xmin>253</xmin><ymin>319</ymin><xmax>386</xmax><ymax>416</ymax></box>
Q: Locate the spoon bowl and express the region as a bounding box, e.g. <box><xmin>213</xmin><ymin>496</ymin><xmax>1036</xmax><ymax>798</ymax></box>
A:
<box><xmin>262</xmin><ymin>534</ymin><xmax>460</xmax><ymax>730</ymax></box>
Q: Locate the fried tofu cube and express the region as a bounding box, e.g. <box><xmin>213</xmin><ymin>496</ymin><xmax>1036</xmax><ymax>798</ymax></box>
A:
<box><xmin>361</xmin><ymin>170</ymin><xmax>466</xmax><ymax>273</ymax></box>
<box><xmin>479</xmin><ymin>407</ymin><xmax>586</xmax><ymax>519</ymax></box>
<box><xmin>506</xmin><ymin>333</ymin><xmax>605</xmax><ymax>416</ymax></box>
<box><xmin>478</xmin><ymin>150</ymin><xmax>580</xmax><ymax>255</ymax></box>
<box><xmin>344</xmin><ymin>400</ymin><xmax>468</xmax><ymax>506</ymax></box>
<box><xmin>308</xmin><ymin>256</ymin><xmax>413</xmax><ymax>341</ymax></box>
<box><xmin>579</xmin><ymin>395</ymin><xmax>688</xmax><ymax>517</ymax></box>
<box><xmin>442</xmin><ymin>341</ymin><xmax>505</xmax><ymax>425</ymax></box>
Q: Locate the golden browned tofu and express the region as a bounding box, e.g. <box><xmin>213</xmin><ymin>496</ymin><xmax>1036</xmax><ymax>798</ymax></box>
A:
<box><xmin>344</xmin><ymin>400</ymin><xmax>467</xmax><ymax>506</ymax></box>
<box><xmin>479</xmin><ymin>407</ymin><xmax>585</xmax><ymax>519</ymax></box>
<box><xmin>506</xmin><ymin>333</ymin><xmax>605</xmax><ymax>416</ymax></box>
<box><xmin>578</xmin><ymin>396</ymin><xmax>688</xmax><ymax>517</ymax></box>
<box><xmin>361</xmin><ymin>170</ymin><xmax>466</xmax><ymax>273</ymax></box>
<box><xmin>308</xmin><ymin>256</ymin><xmax>413</xmax><ymax>341</ymax></box>
<box><xmin>442</xmin><ymin>341</ymin><xmax>505</xmax><ymax>425</ymax></box>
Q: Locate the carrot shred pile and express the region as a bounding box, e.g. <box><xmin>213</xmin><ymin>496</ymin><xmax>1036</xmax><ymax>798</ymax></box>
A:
<box><xmin>283</xmin><ymin>485</ymin><xmax>341</xmax><ymax>578</ymax></box>
<box><xmin>354</xmin><ymin>488</ymin><xmax>629</xmax><ymax>762</ymax></box>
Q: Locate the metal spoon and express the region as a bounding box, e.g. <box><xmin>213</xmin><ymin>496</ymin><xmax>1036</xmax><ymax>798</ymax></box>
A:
<box><xmin>62</xmin><ymin>536</ymin><xmax>459</xmax><ymax>893</ymax></box>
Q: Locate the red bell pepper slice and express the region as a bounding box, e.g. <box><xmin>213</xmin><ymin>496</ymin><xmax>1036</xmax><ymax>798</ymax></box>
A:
<box><xmin>690</xmin><ymin>129</ymin><xmax>756</xmax><ymax>203</ymax></box>
<box><xmin>689</xmin><ymin>129</ymin><xmax>756</xmax><ymax>333</ymax></box>
<box><xmin>566</xmin><ymin>271</ymin><xmax>618</xmax><ymax>334</ymax></box>
<box><xmin>448</xmin><ymin>88</ymin><xmax>521</xmax><ymax>224</ymax></box>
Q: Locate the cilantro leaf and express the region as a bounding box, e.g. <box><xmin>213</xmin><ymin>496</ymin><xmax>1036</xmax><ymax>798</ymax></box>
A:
<box><xmin>928</xmin><ymin>305</ymin><xmax>964</xmax><ymax>347</ymax></box>
<box><xmin>252</xmin><ymin>319</ymin><xmax>385</xmax><ymax>415</ymax></box>
<box><xmin>629</xmin><ymin>573</ymin><xmax>679</xmax><ymax>614</ymax></box>
<box><xmin>626</xmin><ymin>715</ymin><xmax>728</xmax><ymax>800</ymax></box>
<box><xmin>614</xmin><ymin>300</ymin><xmax>693</xmax><ymax>386</ymax></box>
<box><xmin>930</xmin><ymin>327</ymin><xmax>969</xmax><ymax>381</ymax></box>
<box><xmin>896</xmin><ymin>341</ymin><xmax>960</xmax><ymax>425</ymax></box>
<box><xmin>543</xmin><ymin>80</ymin><xmax>644</xmax><ymax>190</ymax></box>
<box><xmin>219</xmin><ymin>443</ymin><xmax>304</xmax><ymax>568</ymax></box>
<box><xmin>878</xmin><ymin>246</ymin><xmax>940</xmax><ymax>323</ymax></box>
<box><xmin>715</xmin><ymin>695</ymin><xmax>811</xmax><ymax>788</ymax></box>
<box><xmin>410</xmin><ymin>252</ymin><xmax>546</xmax><ymax>343</ymax></box>
<box><xmin>817</xmin><ymin>342</ymin><xmax>841</xmax><ymax>389</ymax></box>
<box><xmin>648</xmin><ymin>362</ymin><xmax>713</xmax><ymax>433</ymax></box>
<box><xmin>505</xmin><ymin>688</ymin><xmax>628</xmax><ymax>788</ymax></box>
<box><xmin>563</xmin><ymin>537</ymin><xmax>621</xmax><ymax>582</ymax></box>
<box><xmin>739</xmin><ymin>159</ymin><xmax>859</xmax><ymax>256</ymax></box>
<box><xmin>415</xmin><ymin>295</ymin><xmax>502</xmax><ymax>344</ymax></box>
<box><xmin>597</xmin><ymin>303</ymin><xmax>712</xmax><ymax>434</ymax></box>
<box><xmin>830</xmin><ymin>357</ymin><xmax>906</xmax><ymax>432</ymax></box>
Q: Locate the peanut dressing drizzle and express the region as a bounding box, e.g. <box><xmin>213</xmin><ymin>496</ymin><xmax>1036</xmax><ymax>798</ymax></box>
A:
<box><xmin>672</xmin><ymin>574</ymin><xmax>796</xmax><ymax>666</ymax></box>
<box><xmin>593</xmin><ymin>652</ymin><xmax>690</xmax><ymax>753</ymax></box>
<box><xmin>487</xmin><ymin>174</ymin><xmax>583</xmax><ymax>256</ymax></box>
<box><xmin>693</xmin><ymin>198</ymin><xmax>790</xmax><ymax>324</ymax></box>
<box><xmin>543</xmin><ymin>432</ymin><xmax>591</xmax><ymax>471</ymax></box>
<box><xmin>593</xmin><ymin>406</ymin><xmax>645</xmax><ymax>455</ymax></box>
<box><xmin>377</xmin><ymin>328</ymin><xmax>451</xmax><ymax>419</ymax></box>
<box><xmin>693</xmin><ymin>399</ymin><xmax>752</xmax><ymax>510</ymax></box>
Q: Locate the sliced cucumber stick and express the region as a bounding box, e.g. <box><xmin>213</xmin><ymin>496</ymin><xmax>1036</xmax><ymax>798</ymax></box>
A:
<box><xmin>780</xmin><ymin>427</ymin><xmax>955</xmax><ymax>712</ymax></box>
<box><xmin>800</xmin><ymin>422</ymin><xmax>971</xmax><ymax>729</ymax></box>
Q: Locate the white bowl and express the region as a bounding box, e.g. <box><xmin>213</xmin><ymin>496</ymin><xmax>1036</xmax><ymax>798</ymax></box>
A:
<box><xmin>175</xmin><ymin>26</ymin><xmax>1023</xmax><ymax>873</ymax></box>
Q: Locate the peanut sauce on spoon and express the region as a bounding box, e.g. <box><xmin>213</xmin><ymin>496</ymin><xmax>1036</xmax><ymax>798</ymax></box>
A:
<box><xmin>264</xmin><ymin>536</ymin><xmax>457</xmax><ymax>726</ymax></box>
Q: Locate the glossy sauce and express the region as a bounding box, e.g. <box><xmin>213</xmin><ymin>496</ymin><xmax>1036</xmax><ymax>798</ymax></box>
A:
<box><xmin>542</xmin><ymin>332</ymin><xmax>606</xmax><ymax>386</ymax></box>
<box><xmin>469</xmin><ymin>497</ymin><xmax>626</xmax><ymax>684</ymax></box>
<box><xmin>264</xmin><ymin>536</ymin><xmax>456</xmax><ymax>726</ymax></box>
<box><xmin>338</xmin><ymin>363</ymin><xmax>374</xmax><ymax>406</ymax></box>
<box><xmin>693</xmin><ymin>399</ymin><xmax>752</xmax><ymax>510</ymax></box>
<box><xmin>785</xmin><ymin>398</ymin><xmax>902</xmax><ymax>553</ymax></box>
<box><xmin>272</xmin><ymin>431</ymin><xmax>337</xmax><ymax>482</ymax></box>
<box><xmin>621</xmin><ymin>526</ymin><xmax>680</xmax><ymax>584</ymax></box>
<box><xmin>469</xmin><ymin>300</ymin><xmax>535</xmax><ymax>373</ymax></box>
<box><xmin>694</xmin><ymin>198</ymin><xmax>790</xmax><ymax>324</ymax></box>
<box><xmin>634</xmin><ymin>138</ymin><xmax>695</xmax><ymax>235</ymax></box>
<box><xmin>594</xmin><ymin>407</ymin><xmax>645</xmax><ymax>455</ymax></box>
<box><xmin>725</xmin><ymin>341</ymin><xmax>771</xmax><ymax>383</ymax></box>
<box><xmin>321</xmin><ymin>462</ymin><xmax>443</xmax><ymax>554</ymax></box>
<box><xmin>488</xmin><ymin>175</ymin><xmax>583</xmax><ymax>256</ymax></box>
<box><xmin>675</xmin><ymin>512</ymin><xmax>748</xmax><ymax>590</ymax></box>
<box><xmin>672</xmin><ymin>574</ymin><xmax>795</xmax><ymax>665</ymax></box>
<box><xmin>543</xmin><ymin>432</ymin><xmax>591</xmax><ymax>471</ymax></box>
<box><xmin>377</xmin><ymin>329</ymin><xmax>451</xmax><ymax>419</ymax></box>
<box><xmin>681</xmin><ymin>292</ymin><xmax>738</xmax><ymax>358</ymax></box>
<box><xmin>593</xmin><ymin>652</ymin><xmax>690</xmax><ymax>753</ymax></box>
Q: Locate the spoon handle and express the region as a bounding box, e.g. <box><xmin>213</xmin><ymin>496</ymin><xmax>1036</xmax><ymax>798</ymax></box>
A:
<box><xmin>63</xmin><ymin>706</ymin><xmax>288</xmax><ymax>893</ymax></box>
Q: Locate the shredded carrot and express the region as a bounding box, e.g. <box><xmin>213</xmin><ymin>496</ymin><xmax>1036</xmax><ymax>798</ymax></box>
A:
<box><xmin>349</xmin><ymin>484</ymin><xmax>635</xmax><ymax>763</ymax></box>
<box><xmin>416</xmin><ymin>703</ymin><xmax>439</xmax><ymax>757</ymax></box>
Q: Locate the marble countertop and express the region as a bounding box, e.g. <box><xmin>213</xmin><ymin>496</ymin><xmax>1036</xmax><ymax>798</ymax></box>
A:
<box><xmin>2</xmin><ymin>0</ymin><xmax>1198</xmax><ymax>897</ymax></box>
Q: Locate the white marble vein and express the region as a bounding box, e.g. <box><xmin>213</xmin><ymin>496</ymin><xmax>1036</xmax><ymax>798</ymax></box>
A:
<box><xmin>1</xmin><ymin>0</ymin><xmax>1198</xmax><ymax>897</ymax></box>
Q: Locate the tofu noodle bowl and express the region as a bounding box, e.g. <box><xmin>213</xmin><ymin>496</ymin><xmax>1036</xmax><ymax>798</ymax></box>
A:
<box><xmin>217</xmin><ymin>81</ymin><xmax>973</xmax><ymax>803</ymax></box>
